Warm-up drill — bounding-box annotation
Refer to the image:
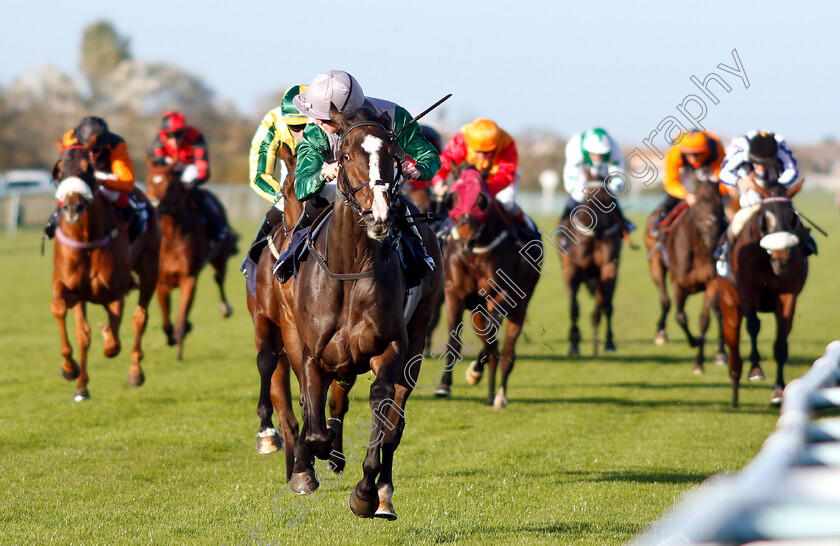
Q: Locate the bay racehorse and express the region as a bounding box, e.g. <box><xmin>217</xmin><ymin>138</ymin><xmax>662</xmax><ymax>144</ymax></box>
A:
<box><xmin>289</xmin><ymin>107</ymin><xmax>444</xmax><ymax>520</ymax></box>
<box><xmin>559</xmin><ymin>181</ymin><xmax>622</xmax><ymax>356</ymax></box>
<box><xmin>51</xmin><ymin>144</ymin><xmax>160</xmax><ymax>401</ymax></box>
<box><xmin>719</xmin><ymin>181</ymin><xmax>808</xmax><ymax>407</ymax></box>
<box><xmin>436</xmin><ymin>168</ymin><xmax>543</xmax><ymax>408</ymax></box>
<box><xmin>145</xmin><ymin>158</ymin><xmax>237</xmax><ymax>360</ymax></box>
<box><xmin>643</xmin><ymin>171</ymin><xmax>728</xmax><ymax>373</ymax></box>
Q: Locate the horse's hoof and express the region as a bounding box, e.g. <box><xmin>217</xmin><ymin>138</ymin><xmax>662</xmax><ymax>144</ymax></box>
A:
<box><xmin>255</xmin><ymin>428</ymin><xmax>282</xmax><ymax>454</ymax></box>
<box><xmin>688</xmin><ymin>337</ymin><xmax>700</xmax><ymax>348</ymax></box>
<box><xmin>465</xmin><ymin>361</ymin><xmax>482</xmax><ymax>385</ymax></box>
<box><xmin>714</xmin><ymin>352</ymin><xmax>728</xmax><ymax>366</ymax></box>
<box><xmin>434</xmin><ymin>384</ymin><xmax>451</xmax><ymax>398</ymax></box>
<box><xmin>290</xmin><ymin>470</ymin><xmax>319</xmax><ymax>495</ymax></box>
<box><xmin>349</xmin><ymin>485</ymin><xmax>377</xmax><ymax>518</ymax></box>
<box><xmin>374</xmin><ymin>482</ymin><xmax>397</xmax><ymax>520</ymax></box>
<box><xmin>493</xmin><ymin>388</ymin><xmax>508</xmax><ymax>410</ymax></box>
<box><xmin>770</xmin><ymin>388</ymin><xmax>784</xmax><ymax>407</ymax></box>
<box><xmin>73</xmin><ymin>390</ymin><xmax>90</xmax><ymax>403</ymax></box>
<box><xmin>62</xmin><ymin>365</ymin><xmax>80</xmax><ymax>381</ymax></box>
<box><xmin>604</xmin><ymin>343</ymin><xmax>617</xmax><ymax>353</ymax></box>
<box><xmin>568</xmin><ymin>346</ymin><xmax>580</xmax><ymax>357</ymax></box>
<box><xmin>220</xmin><ymin>301</ymin><xmax>233</xmax><ymax>318</ymax></box>
<box><xmin>692</xmin><ymin>365</ymin><xmax>704</xmax><ymax>375</ymax></box>
<box><xmin>654</xmin><ymin>330</ymin><xmax>668</xmax><ymax>346</ymax></box>
<box><xmin>748</xmin><ymin>368</ymin><xmax>766</xmax><ymax>381</ymax></box>
<box><xmin>126</xmin><ymin>372</ymin><xmax>145</xmax><ymax>387</ymax></box>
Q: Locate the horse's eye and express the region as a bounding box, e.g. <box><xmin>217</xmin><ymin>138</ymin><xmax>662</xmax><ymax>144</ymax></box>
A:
<box><xmin>342</xmin><ymin>153</ymin><xmax>351</xmax><ymax>162</ymax></box>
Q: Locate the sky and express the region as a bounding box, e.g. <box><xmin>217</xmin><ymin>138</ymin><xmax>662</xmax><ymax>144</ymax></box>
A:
<box><xmin>2</xmin><ymin>0</ymin><xmax>838</xmax><ymax>146</ymax></box>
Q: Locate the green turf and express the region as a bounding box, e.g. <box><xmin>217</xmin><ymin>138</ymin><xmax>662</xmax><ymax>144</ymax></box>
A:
<box><xmin>0</xmin><ymin>191</ymin><xmax>837</xmax><ymax>545</ymax></box>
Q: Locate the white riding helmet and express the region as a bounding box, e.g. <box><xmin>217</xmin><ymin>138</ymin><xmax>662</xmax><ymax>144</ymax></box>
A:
<box><xmin>293</xmin><ymin>70</ymin><xmax>365</xmax><ymax>121</ymax></box>
<box><xmin>582</xmin><ymin>128</ymin><xmax>612</xmax><ymax>155</ymax></box>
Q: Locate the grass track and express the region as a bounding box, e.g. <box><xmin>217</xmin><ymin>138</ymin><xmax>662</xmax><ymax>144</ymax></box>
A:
<box><xmin>0</xmin><ymin>191</ymin><xmax>837</xmax><ymax>545</ymax></box>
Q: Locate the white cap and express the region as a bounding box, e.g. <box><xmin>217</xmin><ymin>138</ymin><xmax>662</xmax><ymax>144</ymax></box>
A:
<box><xmin>293</xmin><ymin>70</ymin><xmax>364</xmax><ymax>121</ymax></box>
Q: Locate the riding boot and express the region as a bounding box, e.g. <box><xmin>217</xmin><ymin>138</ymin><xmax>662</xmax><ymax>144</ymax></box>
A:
<box><xmin>44</xmin><ymin>206</ymin><xmax>61</xmax><ymax>239</ymax></box>
<box><xmin>650</xmin><ymin>206</ymin><xmax>666</xmax><ymax>237</ymax></box>
<box><xmin>272</xmin><ymin>198</ymin><xmax>325</xmax><ymax>283</ymax></box>
<box><xmin>512</xmin><ymin>211</ymin><xmax>541</xmax><ymax>244</ymax></box>
<box><xmin>191</xmin><ymin>188</ymin><xmax>228</xmax><ymax>256</ymax></box>
<box><xmin>714</xmin><ymin>231</ymin><xmax>733</xmax><ymax>278</ymax></box>
<box><xmin>242</xmin><ymin>205</ymin><xmax>284</xmax><ymax>277</ymax></box>
<box><xmin>614</xmin><ymin>202</ymin><xmax>636</xmax><ymax>233</ymax></box>
<box><xmin>796</xmin><ymin>223</ymin><xmax>817</xmax><ymax>256</ymax></box>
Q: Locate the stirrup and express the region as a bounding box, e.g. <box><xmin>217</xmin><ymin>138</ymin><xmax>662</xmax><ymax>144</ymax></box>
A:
<box><xmin>272</xmin><ymin>250</ymin><xmax>294</xmax><ymax>283</ymax></box>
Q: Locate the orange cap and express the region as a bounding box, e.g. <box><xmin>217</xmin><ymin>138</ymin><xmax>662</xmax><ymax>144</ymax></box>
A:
<box><xmin>464</xmin><ymin>118</ymin><xmax>500</xmax><ymax>152</ymax></box>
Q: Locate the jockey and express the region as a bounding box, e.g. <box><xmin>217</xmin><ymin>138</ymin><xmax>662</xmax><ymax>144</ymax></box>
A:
<box><xmin>562</xmin><ymin>127</ymin><xmax>635</xmax><ymax>235</ymax></box>
<box><xmin>44</xmin><ymin>116</ymin><xmax>147</xmax><ymax>240</ymax></box>
<box><xmin>715</xmin><ymin>130</ymin><xmax>813</xmax><ymax>276</ymax></box>
<box><xmin>150</xmin><ymin>111</ymin><xmax>228</xmax><ymax>248</ymax></box>
<box><xmin>272</xmin><ymin>69</ymin><xmax>441</xmax><ymax>283</ymax></box>
<box><xmin>242</xmin><ymin>84</ymin><xmax>308</xmax><ymax>277</ymax></box>
<box><xmin>428</xmin><ymin>118</ymin><xmax>538</xmax><ymax>240</ymax></box>
<box><xmin>652</xmin><ymin>129</ymin><xmax>726</xmax><ymax>236</ymax></box>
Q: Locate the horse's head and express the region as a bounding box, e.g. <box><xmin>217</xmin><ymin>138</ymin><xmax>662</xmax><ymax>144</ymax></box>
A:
<box><xmin>278</xmin><ymin>142</ymin><xmax>303</xmax><ymax>228</ymax></box>
<box><xmin>443</xmin><ymin>168</ymin><xmax>493</xmax><ymax>251</ymax></box>
<box><xmin>574</xmin><ymin>181</ymin><xmax>618</xmax><ymax>239</ymax></box>
<box><xmin>53</xmin><ymin>144</ymin><xmax>97</xmax><ymax>224</ymax></box>
<box><xmin>690</xmin><ymin>171</ymin><xmax>726</xmax><ymax>249</ymax></box>
<box><xmin>145</xmin><ymin>156</ymin><xmax>181</xmax><ymax>210</ymax></box>
<box><xmin>332</xmin><ymin>106</ymin><xmax>397</xmax><ymax>241</ymax></box>
<box><xmin>755</xmin><ymin>184</ymin><xmax>804</xmax><ymax>276</ymax></box>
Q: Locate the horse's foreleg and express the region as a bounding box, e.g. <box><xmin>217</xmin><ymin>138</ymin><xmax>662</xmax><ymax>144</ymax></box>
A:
<box><xmin>471</xmin><ymin>309</ymin><xmax>499</xmax><ymax>406</ymax></box>
<box><xmin>130</xmin><ymin>243</ymin><xmax>158</xmax><ymax>380</ymax></box>
<box><xmin>651</xmin><ymin>255</ymin><xmax>670</xmax><ymax>345</ymax></box>
<box><xmin>673</xmin><ymin>285</ymin><xmax>698</xmax><ymax>349</ymax></box>
<box><xmin>719</xmin><ymin>280</ymin><xmax>743</xmax><ymax>407</ymax></box>
<box><xmin>713</xmin><ymin>297</ymin><xmax>728</xmax><ymax>366</ymax></box>
<box><xmin>350</xmin><ymin>342</ymin><xmax>399</xmax><ymax>519</ymax></box>
<box><xmin>568</xmin><ymin>279</ymin><xmax>581</xmax><ymax>356</ymax></box>
<box><xmin>102</xmin><ymin>299</ymin><xmax>123</xmax><ymax>359</ymax></box>
<box><xmin>291</xmin><ymin>351</ymin><xmax>331</xmax><ymax>494</ymax></box>
<box><xmin>174</xmin><ymin>275</ymin><xmax>197</xmax><ymax>360</ymax></box>
<box><xmin>52</xmin><ymin>295</ymin><xmax>79</xmax><ymax>381</ymax></box>
<box><xmin>771</xmin><ymin>295</ymin><xmax>796</xmax><ymax>406</ymax></box>
<box><xmin>328</xmin><ymin>380</ymin><xmax>352</xmax><ymax>474</ymax></box>
<box><xmin>437</xmin><ymin>297</ymin><xmax>465</xmax><ymax>396</ymax></box>
<box><xmin>496</xmin><ymin>320</ymin><xmax>524</xmax><ymax>410</ymax></box>
<box><xmin>71</xmin><ymin>301</ymin><xmax>91</xmax><ymax>402</ymax></box>
<box><xmin>602</xmin><ymin>276</ymin><xmax>617</xmax><ymax>353</ymax></box>
<box><xmin>157</xmin><ymin>282</ymin><xmax>176</xmax><ymax>346</ymax></box>
<box><xmin>372</xmin><ymin>380</ymin><xmax>413</xmax><ymax>520</ymax></box>
<box><xmin>255</xmin><ymin>324</ymin><xmax>281</xmax><ymax>455</ymax></box>
<box><xmin>745</xmin><ymin>310</ymin><xmax>765</xmax><ymax>381</ymax></box>
<box><xmin>591</xmin><ymin>286</ymin><xmax>604</xmax><ymax>357</ymax></box>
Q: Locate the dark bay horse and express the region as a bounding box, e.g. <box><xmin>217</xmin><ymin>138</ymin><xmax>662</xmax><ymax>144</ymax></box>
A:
<box><xmin>51</xmin><ymin>144</ymin><xmax>160</xmax><ymax>401</ymax></box>
<box><xmin>643</xmin><ymin>173</ymin><xmax>728</xmax><ymax>373</ymax></box>
<box><xmin>145</xmin><ymin>158</ymin><xmax>237</xmax><ymax>359</ymax></box>
<box><xmin>289</xmin><ymin>108</ymin><xmax>444</xmax><ymax>521</ymax></box>
<box><xmin>437</xmin><ymin>169</ymin><xmax>543</xmax><ymax>408</ymax></box>
<box><xmin>719</xmin><ymin>182</ymin><xmax>809</xmax><ymax>407</ymax></box>
<box><xmin>559</xmin><ymin>181</ymin><xmax>622</xmax><ymax>356</ymax></box>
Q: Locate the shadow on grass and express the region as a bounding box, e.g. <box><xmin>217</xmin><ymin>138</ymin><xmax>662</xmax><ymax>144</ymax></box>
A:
<box><xmin>404</xmin><ymin>520</ymin><xmax>643</xmax><ymax>543</ymax></box>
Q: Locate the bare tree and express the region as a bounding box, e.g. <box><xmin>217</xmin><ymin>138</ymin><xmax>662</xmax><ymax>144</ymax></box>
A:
<box><xmin>79</xmin><ymin>20</ymin><xmax>131</xmax><ymax>106</ymax></box>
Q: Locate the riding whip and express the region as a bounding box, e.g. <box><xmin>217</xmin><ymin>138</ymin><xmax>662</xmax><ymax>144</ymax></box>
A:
<box><xmin>393</xmin><ymin>94</ymin><xmax>452</xmax><ymax>137</ymax></box>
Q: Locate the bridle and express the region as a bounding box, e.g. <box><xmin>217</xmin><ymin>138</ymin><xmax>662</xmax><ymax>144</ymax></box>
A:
<box><xmin>335</xmin><ymin>121</ymin><xmax>403</xmax><ymax>218</ymax></box>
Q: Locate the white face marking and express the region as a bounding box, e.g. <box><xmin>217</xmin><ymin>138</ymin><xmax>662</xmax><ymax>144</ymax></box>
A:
<box><xmin>151</xmin><ymin>175</ymin><xmax>164</xmax><ymax>185</ymax></box>
<box><xmin>362</xmin><ymin>134</ymin><xmax>389</xmax><ymax>223</ymax></box>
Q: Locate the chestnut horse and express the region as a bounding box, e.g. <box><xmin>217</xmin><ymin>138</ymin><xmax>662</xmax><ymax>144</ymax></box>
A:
<box><xmin>437</xmin><ymin>168</ymin><xmax>543</xmax><ymax>408</ymax></box>
<box><xmin>145</xmin><ymin>159</ymin><xmax>237</xmax><ymax>359</ymax></box>
<box><xmin>51</xmin><ymin>145</ymin><xmax>160</xmax><ymax>401</ymax></box>
<box><xmin>288</xmin><ymin>108</ymin><xmax>444</xmax><ymax>521</ymax></box>
<box><xmin>643</xmin><ymin>173</ymin><xmax>728</xmax><ymax>373</ymax></box>
<box><xmin>719</xmin><ymin>182</ymin><xmax>808</xmax><ymax>407</ymax></box>
<box><xmin>559</xmin><ymin>181</ymin><xmax>622</xmax><ymax>356</ymax></box>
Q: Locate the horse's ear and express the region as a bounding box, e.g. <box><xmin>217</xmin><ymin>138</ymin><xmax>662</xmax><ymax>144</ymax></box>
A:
<box><xmin>279</xmin><ymin>142</ymin><xmax>295</xmax><ymax>172</ymax></box>
<box><xmin>475</xmin><ymin>192</ymin><xmax>490</xmax><ymax>212</ymax></box>
<box><xmin>86</xmin><ymin>134</ymin><xmax>98</xmax><ymax>150</ymax></box>
<box><xmin>55</xmin><ymin>138</ymin><xmax>64</xmax><ymax>152</ymax></box>
<box><xmin>444</xmin><ymin>191</ymin><xmax>458</xmax><ymax>212</ymax></box>
<box><xmin>786</xmin><ymin>178</ymin><xmax>804</xmax><ymax>198</ymax></box>
<box><xmin>146</xmin><ymin>155</ymin><xmax>155</xmax><ymax>169</ymax></box>
<box><xmin>329</xmin><ymin>103</ymin><xmax>349</xmax><ymax>132</ymax></box>
<box><xmin>52</xmin><ymin>161</ymin><xmax>62</xmax><ymax>181</ymax></box>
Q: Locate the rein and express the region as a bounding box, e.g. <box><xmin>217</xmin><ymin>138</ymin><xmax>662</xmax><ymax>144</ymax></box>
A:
<box><xmin>335</xmin><ymin>121</ymin><xmax>402</xmax><ymax>217</ymax></box>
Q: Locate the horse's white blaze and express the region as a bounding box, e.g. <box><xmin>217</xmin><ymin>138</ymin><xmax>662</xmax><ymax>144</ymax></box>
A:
<box><xmin>151</xmin><ymin>175</ymin><xmax>164</xmax><ymax>185</ymax></box>
<box><xmin>56</xmin><ymin>177</ymin><xmax>94</xmax><ymax>202</ymax></box>
<box><xmin>362</xmin><ymin>135</ymin><xmax>389</xmax><ymax>222</ymax></box>
<box><xmin>760</xmin><ymin>231</ymin><xmax>799</xmax><ymax>251</ymax></box>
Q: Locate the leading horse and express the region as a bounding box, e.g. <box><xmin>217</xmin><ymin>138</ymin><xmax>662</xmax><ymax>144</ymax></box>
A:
<box><xmin>289</xmin><ymin>107</ymin><xmax>444</xmax><ymax>520</ymax></box>
<box><xmin>559</xmin><ymin>181</ymin><xmax>622</xmax><ymax>356</ymax></box>
<box><xmin>51</xmin><ymin>144</ymin><xmax>160</xmax><ymax>401</ymax></box>
<box><xmin>145</xmin><ymin>159</ymin><xmax>237</xmax><ymax>359</ymax></box>
<box><xmin>719</xmin><ymin>181</ymin><xmax>809</xmax><ymax>407</ymax></box>
<box><xmin>437</xmin><ymin>168</ymin><xmax>543</xmax><ymax>407</ymax></box>
<box><xmin>643</xmin><ymin>172</ymin><xmax>728</xmax><ymax>373</ymax></box>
